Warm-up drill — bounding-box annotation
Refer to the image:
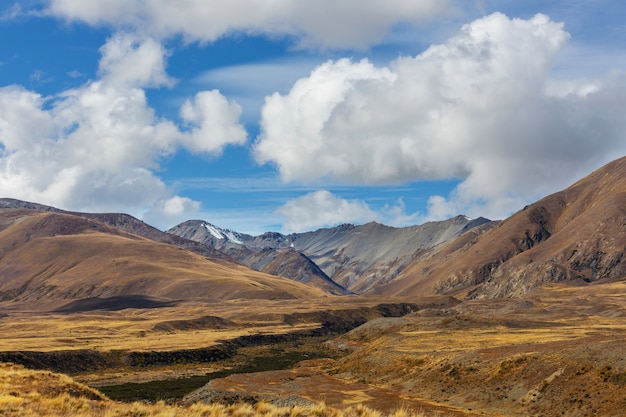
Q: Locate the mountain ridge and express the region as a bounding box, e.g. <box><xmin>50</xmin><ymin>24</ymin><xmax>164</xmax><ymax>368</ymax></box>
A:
<box><xmin>169</xmin><ymin>215</ymin><xmax>494</xmax><ymax>294</ymax></box>
<box><xmin>0</xmin><ymin>209</ymin><xmax>327</xmax><ymax>309</ymax></box>
<box><xmin>1</xmin><ymin>155</ymin><xmax>624</xmax><ymax>303</ymax></box>
<box><xmin>373</xmin><ymin>155</ymin><xmax>626</xmax><ymax>298</ymax></box>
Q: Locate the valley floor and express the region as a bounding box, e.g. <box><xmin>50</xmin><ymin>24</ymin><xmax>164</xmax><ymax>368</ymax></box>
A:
<box><xmin>1</xmin><ymin>284</ymin><xmax>626</xmax><ymax>416</ymax></box>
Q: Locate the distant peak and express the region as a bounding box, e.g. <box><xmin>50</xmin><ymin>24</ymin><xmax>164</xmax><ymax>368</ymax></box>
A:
<box><xmin>453</xmin><ymin>214</ymin><xmax>472</xmax><ymax>221</ymax></box>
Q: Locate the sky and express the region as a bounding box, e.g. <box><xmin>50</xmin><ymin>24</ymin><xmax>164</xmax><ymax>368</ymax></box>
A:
<box><xmin>0</xmin><ymin>1</ymin><xmax>625</xmax><ymax>235</ymax></box>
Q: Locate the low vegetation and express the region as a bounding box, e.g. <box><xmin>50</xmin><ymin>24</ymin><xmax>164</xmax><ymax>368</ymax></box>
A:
<box><xmin>98</xmin><ymin>345</ymin><xmax>338</xmax><ymax>402</ymax></box>
<box><xmin>0</xmin><ymin>362</ymin><xmax>436</xmax><ymax>417</ymax></box>
<box><xmin>328</xmin><ymin>283</ymin><xmax>626</xmax><ymax>416</ymax></box>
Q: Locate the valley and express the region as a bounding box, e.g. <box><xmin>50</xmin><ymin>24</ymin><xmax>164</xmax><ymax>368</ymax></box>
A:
<box><xmin>0</xmin><ymin>156</ymin><xmax>624</xmax><ymax>416</ymax></box>
<box><xmin>2</xmin><ymin>283</ymin><xmax>626</xmax><ymax>415</ymax></box>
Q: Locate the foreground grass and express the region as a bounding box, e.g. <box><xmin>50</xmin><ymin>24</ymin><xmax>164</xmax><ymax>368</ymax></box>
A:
<box><xmin>0</xmin><ymin>363</ymin><xmax>433</xmax><ymax>417</ymax></box>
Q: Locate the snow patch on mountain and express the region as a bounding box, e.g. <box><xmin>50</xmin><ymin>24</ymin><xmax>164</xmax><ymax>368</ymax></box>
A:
<box><xmin>202</xmin><ymin>222</ymin><xmax>243</xmax><ymax>244</ymax></box>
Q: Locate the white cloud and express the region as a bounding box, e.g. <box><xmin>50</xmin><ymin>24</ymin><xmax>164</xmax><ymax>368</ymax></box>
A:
<box><xmin>47</xmin><ymin>0</ymin><xmax>451</xmax><ymax>49</ymax></box>
<box><xmin>98</xmin><ymin>32</ymin><xmax>175</xmax><ymax>89</ymax></box>
<box><xmin>0</xmin><ymin>33</ymin><xmax>247</xmax><ymax>226</ymax></box>
<box><xmin>380</xmin><ymin>198</ymin><xmax>421</xmax><ymax>227</ymax></box>
<box><xmin>255</xmin><ymin>58</ymin><xmax>397</xmax><ymax>182</ymax></box>
<box><xmin>276</xmin><ymin>190</ymin><xmax>378</xmax><ymax>233</ymax></box>
<box><xmin>255</xmin><ymin>13</ymin><xmax>626</xmax><ymax>221</ymax></box>
<box><xmin>179</xmin><ymin>90</ymin><xmax>247</xmax><ymax>154</ymax></box>
<box><xmin>194</xmin><ymin>58</ymin><xmax>321</xmax><ymax>122</ymax></box>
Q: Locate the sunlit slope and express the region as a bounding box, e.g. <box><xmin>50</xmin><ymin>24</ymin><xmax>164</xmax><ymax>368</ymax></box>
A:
<box><xmin>0</xmin><ymin>210</ymin><xmax>325</xmax><ymax>309</ymax></box>
<box><xmin>374</xmin><ymin>155</ymin><xmax>626</xmax><ymax>298</ymax></box>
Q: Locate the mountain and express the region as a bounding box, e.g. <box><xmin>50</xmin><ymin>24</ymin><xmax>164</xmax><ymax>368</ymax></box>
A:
<box><xmin>168</xmin><ymin>221</ymin><xmax>349</xmax><ymax>295</ymax></box>
<box><xmin>0</xmin><ymin>200</ymin><xmax>348</xmax><ymax>296</ymax></box>
<box><xmin>374</xmin><ymin>155</ymin><xmax>626</xmax><ymax>298</ymax></box>
<box><xmin>0</xmin><ymin>198</ymin><xmax>226</xmax><ymax>260</ymax></box>
<box><xmin>0</xmin><ymin>209</ymin><xmax>326</xmax><ymax>310</ymax></box>
<box><xmin>167</xmin><ymin>220</ymin><xmax>248</xmax><ymax>251</ymax></box>
<box><xmin>2</xmin><ymin>155</ymin><xmax>623</xmax><ymax>305</ymax></box>
<box><xmin>286</xmin><ymin>216</ymin><xmax>492</xmax><ymax>292</ymax></box>
<box><xmin>169</xmin><ymin>216</ymin><xmax>492</xmax><ymax>294</ymax></box>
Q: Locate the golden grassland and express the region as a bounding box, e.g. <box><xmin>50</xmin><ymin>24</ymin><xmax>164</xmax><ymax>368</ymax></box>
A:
<box><xmin>0</xmin><ymin>308</ymin><xmax>317</xmax><ymax>352</ymax></box>
<box><xmin>392</xmin><ymin>319</ymin><xmax>626</xmax><ymax>354</ymax></box>
<box><xmin>328</xmin><ymin>282</ymin><xmax>626</xmax><ymax>416</ymax></box>
<box><xmin>0</xmin><ymin>362</ymin><xmax>436</xmax><ymax>417</ymax></box>
<box><xmin>0</xmin><ymin>297</ymin><xmax>421</xmax><ymax>353</ymax></box>
<box><xmin>2</xmin><ymin>284</ymin><xmax>626</xmax><ymax>416</ymax></box>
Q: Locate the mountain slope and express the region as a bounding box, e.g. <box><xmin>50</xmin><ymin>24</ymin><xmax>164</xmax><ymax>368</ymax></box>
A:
<box><xmin>170</xmin><ymin>216</ymin><xmax>492</xmax><ymax>294</ymax></box>
<box><xmin>0</xmin><ymin>210</ymin><xmax>326</xmax><ymax>310</ymax></box>
<box><xmin>374</xmin><ymin>156</ymin><xmax>626</xmax><ymax>298</ymax></box>
<box><xmin>0</xmin><ymin>199</ymin><xmax>348</xmax><ymax>295</ymax></box>
<box><xmin>168</xmin><ymin>220</ymin><xmax>349</xmax><ymax>295</ymax></box>
<box><xmin>288</xmin><ymin>216</ymin><xmax>492</xmax><ymax>292</ymax></box>
<box><xmin>0</xmin><ymin>198</ymin><xmax>226</xmax><ymax>259</ymax></box>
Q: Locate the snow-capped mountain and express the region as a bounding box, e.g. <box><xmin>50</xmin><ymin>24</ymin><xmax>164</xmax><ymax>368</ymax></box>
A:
<box><xmin>167</xmin><ymin>220</ymin><xmax>349</xmax><ymax>295</ymax></box>
<box><xmin>168</xmin><ymin>220</ymin><xmax>249</xmax><ymax>251</ymax></box>
<box><xmin>168</xmin><ymin>215</ymin><xmax>493</xmax><ymax>294</ymax></box>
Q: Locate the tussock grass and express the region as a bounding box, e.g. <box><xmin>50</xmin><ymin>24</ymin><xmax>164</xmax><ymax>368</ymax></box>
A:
<box><xmin>0</xmin><ymin>308</ymin><xmax>321</xmax><ymax>353</ymax></box>
<box><xmin>0</xmin><ymin>363</ymin><xmax>434</xmax><ymax>417</ymax></box>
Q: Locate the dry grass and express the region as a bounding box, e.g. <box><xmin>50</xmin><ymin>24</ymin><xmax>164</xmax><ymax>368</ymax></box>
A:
<box><xmin>3</xmin><ymin>283</ymin><xmax>626</xmax><ymax>416</ymax></box>
<box><xmin>330</xmin><ymin>282</ymin><xmax>626</xmax><ymax>416</ymax></box>
<box><xmin>0</xmin><ymin>363</ymin><xmax>434</xmax><ymax>417</ymax></box>
<box><xmin>0</xmin><ymin>308</ymin><xmax>318</xmax><ymax>353</ymax></box>
<box><xmin>0</xmin><ymin>296</ymin><xmax>422</xmax><ymax>353</ymax></box>
<box><xmin>0</xmin><ymin>211</ymin><xmax>330</xmax><ymax>310</ymax></box>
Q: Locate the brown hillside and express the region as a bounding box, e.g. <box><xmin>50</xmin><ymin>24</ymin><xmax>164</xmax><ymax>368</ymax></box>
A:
<box><xmin>0</xmin><ymin>210</ymin><xmax>325</xmax><ymax>310</ymax></box>
<box><xmin>374</xmin><ymin>156</ymin><xmax>626</xmax><ymax>298</ymax></box>
<box><xmin>0</xmin><ymin>198</ymin><xmax>227</xmax><ymax>259</ymax></box>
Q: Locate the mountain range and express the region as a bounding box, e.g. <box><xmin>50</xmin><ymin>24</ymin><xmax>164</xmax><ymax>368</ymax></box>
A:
<box><xmin>0</xmin><ymin>155</ymin><xmax>624</xmax><ymax>309</ymax></box>
<box><xmin>168</xmin><ymin>215</ymin><xmax>492</xmax><ymax>294</ymax></box>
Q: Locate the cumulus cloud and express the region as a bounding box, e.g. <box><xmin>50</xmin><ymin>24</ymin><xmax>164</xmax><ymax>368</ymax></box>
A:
<box><xmin>179</xmin><ymin>90</ymin><xmax>247</xmax><ymax>154</ymax></box>
<box><xmin>0</xmin><ymin>33</ymin><xmax>246</xmax><ymax>223</ymax></box>
<box><xmin>276</xmin><ymin>190</ymin><xmax>378</xmax><ymax>233</ymax></box>
<box><xmin>47</xmin><ymin>0</ymin><xmax>450</xmax><ymax>49</ymax></box>
<box><xmin>98</xmin><ymin>32</ymin><xmax>174</xmax><ymax>89</ymax></box>
<box><xmin>255</xmin><ymin>13</ymin><xmax>626</xmax><ymax>220</ymax></box>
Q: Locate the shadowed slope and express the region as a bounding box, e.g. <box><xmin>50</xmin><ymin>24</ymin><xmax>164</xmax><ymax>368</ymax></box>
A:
<box><xmin>375</xmin><ymin>156</ymin><xmax>626</xmax><ymax>298</ymax></box>
<box><xmin>289</xmin><ymin>217</ymin><xmax>492</xmax><ymax>292</ymax></box>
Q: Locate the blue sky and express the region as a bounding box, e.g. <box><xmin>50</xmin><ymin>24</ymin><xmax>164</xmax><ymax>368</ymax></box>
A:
<box><xmin>0</xmin><ymin>1</ymin><xmax>625</xmax><ymax>234</ymax></box>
